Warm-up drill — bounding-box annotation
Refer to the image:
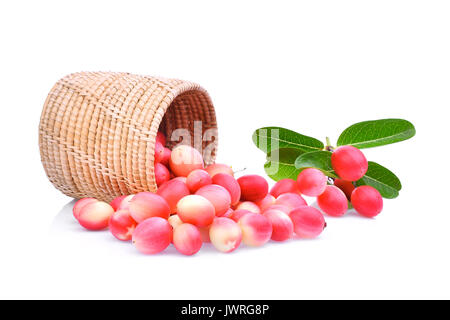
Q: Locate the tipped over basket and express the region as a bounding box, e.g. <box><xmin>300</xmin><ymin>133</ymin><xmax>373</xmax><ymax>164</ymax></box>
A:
<box><xmin>39</xmin><ymin>72</ymin><xmax>218</xmax><ymax>202</ymax></box>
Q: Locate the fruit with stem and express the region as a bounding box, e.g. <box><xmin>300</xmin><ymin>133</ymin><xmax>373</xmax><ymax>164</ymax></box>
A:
<box><xmin>331</xmin><ymin>145</ymin><xmax>368</xmax><ymax>181</ymax></box>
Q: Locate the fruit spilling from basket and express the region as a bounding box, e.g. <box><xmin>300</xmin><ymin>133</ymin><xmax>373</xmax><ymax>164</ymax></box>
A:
<box><xmin>72</xmin><ymin>130</ymin><xmax>386</xmax><ymax>256</ymax></box>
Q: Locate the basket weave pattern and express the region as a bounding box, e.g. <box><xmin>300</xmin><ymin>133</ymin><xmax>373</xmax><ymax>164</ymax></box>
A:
<box><xmin>39</xmin><ymin>72</ymin><xmax>217</xmax><ymax>202</ymax></box>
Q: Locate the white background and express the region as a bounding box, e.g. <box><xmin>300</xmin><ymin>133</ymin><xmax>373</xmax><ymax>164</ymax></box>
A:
<box><xmin>0</xmin><ymin>0</ymin><xmax>449</xmax><ymax>299</ymax></box>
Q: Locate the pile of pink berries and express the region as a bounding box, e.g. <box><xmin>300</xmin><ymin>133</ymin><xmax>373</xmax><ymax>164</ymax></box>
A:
<box><xmin>72</xmin><ymin>132</ymin><xmax>382</xmax><ymax>256</ymax></box>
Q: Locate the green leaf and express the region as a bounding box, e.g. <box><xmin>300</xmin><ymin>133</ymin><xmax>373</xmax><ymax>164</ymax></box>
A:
<box><xmin>253</xmin><ymin>127</ymin><xmax>324</xmax><ymax>153</ymax></box>
<box><xmin>337</xmin><ymin>119</ymin><xmax>416</xmax><ymax>149</ymax></box>
<box><xmin>356</xmin><ymin>161</ymin><xmax>402</xmax><ymax>199</ymax></box>
<box><xmin>264</xmin><ymin>148</ymin><xmax>305</xmax><ymax>181</ymax></box>
<box><xmin>294</xmin><ymin>151</ymin><xmax>338</xmax><ymax>178</ymax></box>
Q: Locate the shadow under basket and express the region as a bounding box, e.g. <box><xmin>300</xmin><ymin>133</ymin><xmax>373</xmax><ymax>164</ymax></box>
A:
<box><xmin>39</xmin><ymin>71</ymin><xmax>218</xmax><ymax>202</ymax></box>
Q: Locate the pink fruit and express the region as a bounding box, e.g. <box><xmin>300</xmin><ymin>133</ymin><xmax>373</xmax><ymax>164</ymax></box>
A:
<box><xmin>229</xmin><ymin>209</ymin><xmax>253</xmax><ymax>223</ymax></box>
<box><xmin>275</xmin><ymin>193</ymin><xmax>307</xmax><ymax>211</ymax></box>
<box><xmin>263</xmin><ymin>209</ymin><xmax>294</xmax><ymax>241</ymax></box>
<box><xmin>351</xmin><ymin>186</ymin><xmax>383</xmax><ymax>218</ymax></box>
<box><xmin>262</xmin><ymin>204</ymin><xmax>291</xmax><ymax>215</ymax></box>
<box><xmin>255</xmin><ymin>194</ymin><xmax>276</xmax><ymax>211</ymax></box>
<box><xmin>177</xmin><ymin>195</ymin><xmax>215</xmax><ymax>227</ymax></box>
<box><xmin>195</xmin><ymin>184</ymin><xmax>231</xmax><ymax>217</ymax></box>
<box><xmin>154</xmin><ymin>141</ymin><xmax>165</xmax><ymax>163</ymax></box>
<box><xmin>77</xmin><ymin>201</ymin><xmax>114</xmax><ymax>230</ymax></box>
<box><xmin>237</xmin><ymin>175</ymin><xmax>269</xmax><ymax>202</ymax></box>
<box><xmin>269</xmin><ymin>179</ymin><xmax>301</xmax><ymax>198</ymax></box>
<box><xmin>317</xmin><ymin>185</ymin><xmax>348</xmax><ymax>217</ymax></box>
<box><xmin>109</xmin><ymin>195</ymin><xmax>127</xmax><ymax>211</ymax></box>
<box><xmin>209</xmin><ymin>217</ymin><xmax>242</xmax><ymax>253</ymax></box>
<box><xmin>168</xmin><ymin>214</ymin><xmax>183</xmax><ymax>229</ymax></box>
<box><xmin>212</xmin><ymin>173</ymin><xmax>241</xmax><ymax>206</ymax></box>
<box><xmin>296</xmin><ymin>168</ymin><xmax>327</xmax><ymax>197</ymax></box>
<box><xmin>160</xmin><ymin>147</ymin><xmax>171</xmax><ymax>167</ymax></box>
<box><xmin>117</xmin><ymin>194</ymin><xmax>134</xmax><ymax>210</ymax></box>
<box><xmin>235</xmin><ymin>201</ymin><xmax>261</xmax><ymax>214</ymax></box>
<box><xmin>289</xmin><ymin>206</ymin><xmax>326</xmax><ymax>238</ymax></box>
<box><xmin>155</xmin><ymin>163</ymin><xmax>170</xmax><ymax>187</ymax></box>
<box><xmin>186</xmin><ymin>169</ymin><xmax>212</xmax><ymax>193</ymax></box>
<box><xmin>331</xmin><ymin>146</ymin><xmax>368</xmax><ymax>181</ymax></box>
<box><xmin>129</xmin><ymin>192</ymin><xmax>170</xmax><ymax>223</ymax></box>
<box><xmin>173</xmin><ymin>223</ymin><xmax>203</xmax><ymax>256</ymax></box>
<box><xmin>334</xmin><ymin>179</ymin><xmax>355</xmax><ymax>200</ymax></box>
<box><xmin>132</xmin><ymin>217</ymin><xmax>172</xmax><ymax>254</ymax></box>
<box><xmin>205</xmin><ymin>163</ymin><xmax>234</xmax><ymax>177</ymax></box>
<box><xmin>238</xmin><ymin>213</ymin><xmax>272</xmax><ymax>247</ymax></box>
<box><xmin>169</xmin><ymin>145</ymin><xmax>204</xmax><ymax>177</ymax></box>
<box><xmin>156</xmin><ymin>179</ymin><xmax>190</xmax><ymax>213</ymax></box>
<box><xmin>73</xmin><ymin>198</ymin><xmax>97</xmax><ymax>220</ymax></box>
<box><xmin>156</xmin><ymin>131</ymin><xmax>166</xmax><ymax>146</ymax></box>
<box><xmin>108</xmin><ymin>209</ymin><xmax>137</xmax><ymax>241</ymax></box>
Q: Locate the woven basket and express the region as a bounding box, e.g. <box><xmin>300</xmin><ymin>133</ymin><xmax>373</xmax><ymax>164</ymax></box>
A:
<box><xmin>39</xmin><ymin>71</ymin><xmax>218</xmax><ymax>202</ymax></box>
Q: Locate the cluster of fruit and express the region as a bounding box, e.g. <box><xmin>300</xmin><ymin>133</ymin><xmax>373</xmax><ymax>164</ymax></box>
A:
<box><xmin>324</xmin><ymin>145</ymin><xmax>383</xmax><ymax>217</ymax></box>
<box><xmin>72</xmin><ymin>133</ymin><xmax>331</xmax><ymax>256</ymax></box>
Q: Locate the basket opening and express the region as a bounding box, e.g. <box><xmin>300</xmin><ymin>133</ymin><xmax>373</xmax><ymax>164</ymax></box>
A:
<box><xmin>159</xmin><ymin>89</ymin><xmax>218</xmax><ymax>165</ymax></box>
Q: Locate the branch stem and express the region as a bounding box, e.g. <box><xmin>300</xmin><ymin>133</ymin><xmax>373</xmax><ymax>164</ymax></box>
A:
<box><xmin>325</xmin><ymin>137</ymin><xmax>335</xmax><ymax>152</ymax></box>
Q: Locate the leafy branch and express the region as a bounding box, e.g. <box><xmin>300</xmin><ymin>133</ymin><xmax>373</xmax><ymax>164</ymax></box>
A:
<box><xmin>252</xmin><ymin>119</ymin><xmax>415</xmax><ymax>199</ymax></box>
